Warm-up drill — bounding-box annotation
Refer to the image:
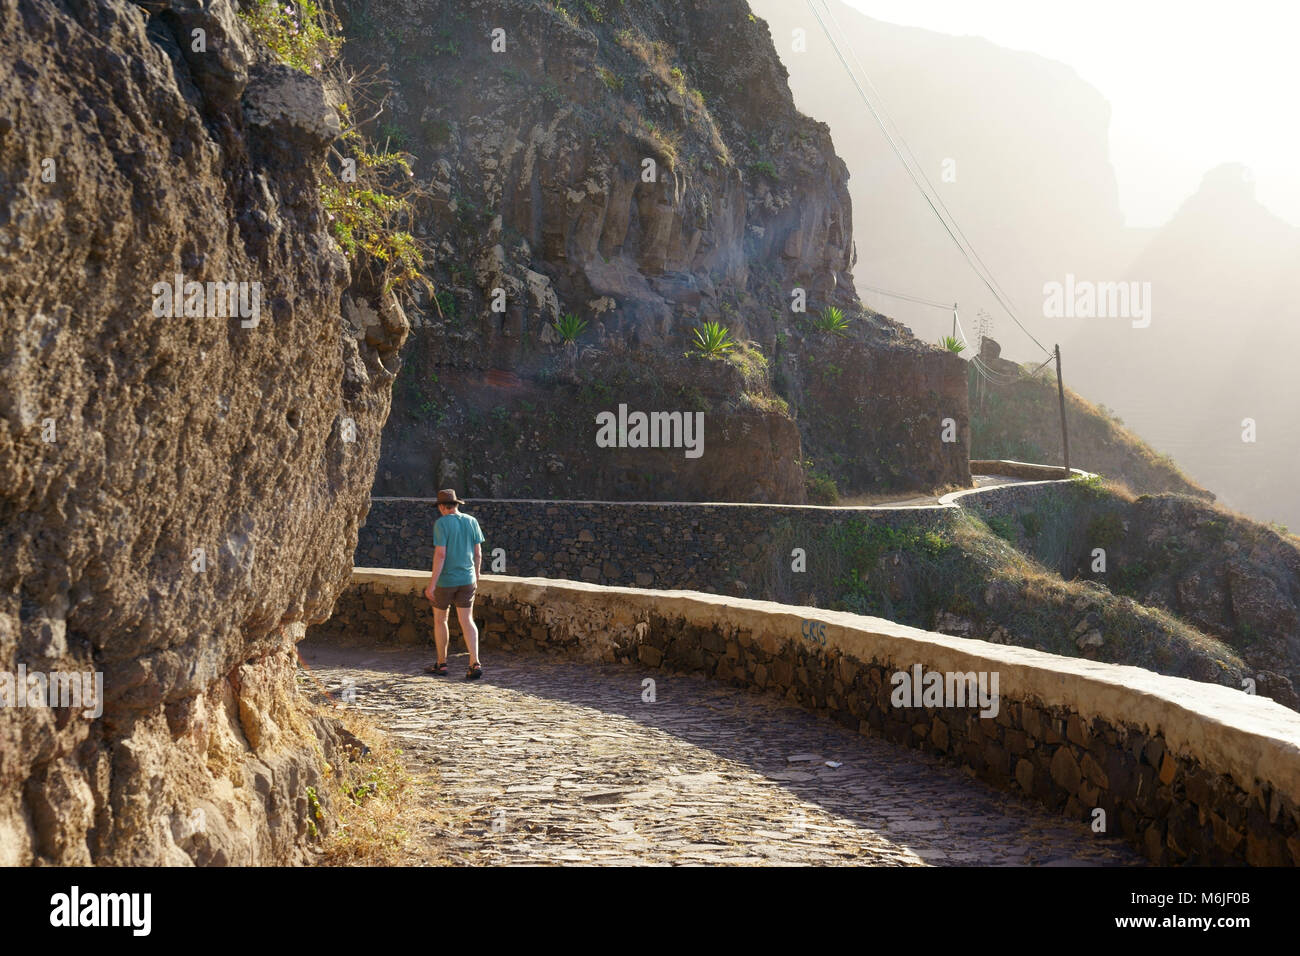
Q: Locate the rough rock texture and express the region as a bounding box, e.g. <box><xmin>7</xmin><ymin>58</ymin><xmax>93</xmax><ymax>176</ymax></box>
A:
<box><xmin>798</xmin><ymin>337</ymin><xmax>968</xmax><ymax>492</ymax></box>
<box><xmin>0</xmin><ymin>0</ymin><xmax>405</xmax><ymax>863</ymax></box>
<box><xmin>336</xmin><ymin>0</ymin><xmax>970</xmax><ymax>502</ymax></box>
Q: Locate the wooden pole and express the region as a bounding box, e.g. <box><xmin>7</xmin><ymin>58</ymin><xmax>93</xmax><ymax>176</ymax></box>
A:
<box><xmin>1054</xmin><ymin>344</ymin><xmax>1071</xmax><ymax>475</ymax></box>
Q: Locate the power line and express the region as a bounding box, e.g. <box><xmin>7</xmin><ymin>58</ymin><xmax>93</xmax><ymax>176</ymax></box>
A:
<box><xmin>970</xmin><ymin>355</ymin><xmax>1021</xmax><ymax>386</ymax></box>
<box><xmin>968</xmin><ymin>357</ymin><xmax>1012</xmax><ymax>390</ymax></box>
<box><xmin>863</xmin><ymin>282</ymin><xmax>992</xmax><ymax>373</ymax></box>
<box><xmin>860</xmin><ymin>285</ymin><xmax>953</xmax><ymax>310</ymax></box>
<box><xmin>818</xmin><ymin>0</ymin><xmax>1034</xmax><ymax>346</ymax></box>
<box><xmin>865</xmin><ymin>283</ymin><xmax>1037</xmax><ymax>392</ymax></box>
<box><xmin>1025</xmin><ymin>354</ymin><xmax>1056</xmax><ymax>378</ymax></box>
<box><xmin>808</xmin><ymin>0</ymin><xmax>1052</xmax><ymax>360</ymax></box>
<box><xmin>822</xmin><ymin>0</ymin><xmax>1023</xmax><ymax>314</ymax></box>
<box><xmin>952</xmin><ymin>306</ymin><xmax>971</xmax><ymax>347</ymax></box>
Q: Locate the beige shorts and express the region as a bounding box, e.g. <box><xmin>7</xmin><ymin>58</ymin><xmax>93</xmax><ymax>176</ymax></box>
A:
<box><xmin>431</xmin><ymin>583</ymin><xmax>477</xmax><ymax>610</ymax></box>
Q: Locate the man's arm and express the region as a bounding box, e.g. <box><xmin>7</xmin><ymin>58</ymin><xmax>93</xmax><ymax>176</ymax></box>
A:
<box><xmin>473</xmin><ymin>542</ymin><xmax>483</xmax><ymax>580</ymax></box>
<box><xmin>426</xmin><ymin>546</ymin><xmax>447</xmax><ymax>600</ymax></box>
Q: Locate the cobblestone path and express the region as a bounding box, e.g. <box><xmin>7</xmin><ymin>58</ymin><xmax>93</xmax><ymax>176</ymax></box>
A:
<box><xmin>301</xmin><ymin>643</ymin><xmax>1142</xmax><ymax>866</ymax></box>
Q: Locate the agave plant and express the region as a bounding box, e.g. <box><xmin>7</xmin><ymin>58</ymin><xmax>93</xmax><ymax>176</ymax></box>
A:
<box><xmin>553</xmin><ymin>312</ymin><xmax>588</xmax><ymax>345</ymax></box>
<box><xmin>691</xmin><ymin>320</ymin><xmax>736</xmax><ymax>357</ymax></box>
<box><xmin>939</xmin><ymin>334</ymin><xmax>966</xmax><ymax>354</ymax></box>
<box><xmin>812</xmin><ymin>305</ymin><xmax>852</xmax><ymax>336</ymax></box>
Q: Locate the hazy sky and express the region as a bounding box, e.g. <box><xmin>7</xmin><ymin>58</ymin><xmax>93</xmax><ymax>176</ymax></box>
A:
<box><xmin>840</xmin><ymin>0</ymin><xmax>1300</xmax><ymax>229</ymax></box>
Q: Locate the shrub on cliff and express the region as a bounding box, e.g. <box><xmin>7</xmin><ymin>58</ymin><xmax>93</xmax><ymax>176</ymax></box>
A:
<box><xmin>320</xmin><ymin>137</ymin><xmax>429</xmax><ymax>299</ymax></box>
<box><xmin>240</xmin><ymin>0</ymin><xmax>341</xmax><ymax>72</ymax></box>
<box><xmin>690</xmin><ymin>321</ymin><xmax>736</xmax><ymax>357</ymax></box>
<box><xmin>805</xmin><ymin>468</ymin><xmax>840</xmax><ymax>505</ymax></box>
<box><xmin>554</xmin><ymin>312</ymin><xmax>589</xmax><ymax>345</ymax></box>
<box><xmin>243</xmin><ymin>0</ymin><xmax>432</xmax><ymax>302</ymax></box>
<box><xmin>812</xmin><ymin>305</ymin><xmax>852</xmax><ymax>336</ymax></box>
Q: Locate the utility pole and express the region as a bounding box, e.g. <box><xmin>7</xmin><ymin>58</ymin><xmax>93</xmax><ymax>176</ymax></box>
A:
<box><xmin>1054</xmin><ymin>344</ymin><xmax>1071</xmax><ymax>476</ymax></box>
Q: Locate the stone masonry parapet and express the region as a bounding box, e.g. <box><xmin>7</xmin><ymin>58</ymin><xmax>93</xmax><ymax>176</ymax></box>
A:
<box><xmin>308</xmin><ymin>570</ymin><xmax>1300</xmax><ymax>866</ymax></box>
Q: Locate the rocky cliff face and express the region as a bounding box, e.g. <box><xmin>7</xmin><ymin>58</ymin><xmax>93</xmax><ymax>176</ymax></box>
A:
<box><xmin>337</xmin><ymin>0</ymin><xmax>969</xmax><ymax>502</ymax></box>
<box><xmin>0</xmin><ymin>0</ymin><xmax>405</xmax><ymax>863</ymax></box>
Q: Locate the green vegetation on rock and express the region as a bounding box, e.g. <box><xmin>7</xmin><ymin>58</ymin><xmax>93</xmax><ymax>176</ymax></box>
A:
<box><xmin>757</xmin><ymin>491</ymin><xmax>1252</xmax><ymax>693</ymax></box>
<box><xmin>239</xmin><ymin>0</ymin><xmax>341</xmax><ymax>73</ymax></box>
<box><xmin>691</xmin><ymin>320</ymin><xmax>736</xmax><ymax>357</ymax></box>
<box><xmin>554</xmin><ymin>312</ymin><xmax>588</xmax><ymax>344</ymax></box>
<box><xmin>245</xmin><ymin>0</ymin><xmax>430</xmax><ymax>300</ymax></box>
<box><xmin>812</xmin><ymin>305</ymin><xmax>851</xmax><ymax>336</ymax></box>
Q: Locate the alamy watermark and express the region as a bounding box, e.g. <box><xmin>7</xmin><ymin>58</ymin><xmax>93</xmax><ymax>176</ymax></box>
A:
<box><xmin>595</xmin><ymin>404</ymin><xmax>704</xmax><ymax>459</ymax></box>
<box><xmin>151</xmin><ymin>273</ymin><xmax>261</xmax><ymax>328</ymax></box>
<box><xmin>0</xmin><ymin>665</ymin><xmax>104</xmax><ymax>719</ymax></box>
<box><xmin>1042</xmin><ymin>274</ymin><xmax>1151</xmax><ymax>328</ymax></box>
<box><xmin>890</xmin><ymin>664</ymin><xmax>1000</xmax><ymax>718</ymax></box>
<box><xmin>49</xmin><ymin>886</ymin><xmax>150</xmax><ymax>936</ymax></box>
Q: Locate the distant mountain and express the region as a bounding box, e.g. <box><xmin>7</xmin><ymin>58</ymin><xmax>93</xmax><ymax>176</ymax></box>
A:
<box><xmin>746</xmin><ymin>0</ymin><xmax>1137</xmax><ymax>355</ymax></box>
<box><xmin>1063</xmin><ymin>163</ymin><xmax>1300</xmax><ymax>525</ymax></box>
<box><xmin>750</xmin><ymin>1</ymin><xmax>1300</xmax><ymax>526</ymax></box>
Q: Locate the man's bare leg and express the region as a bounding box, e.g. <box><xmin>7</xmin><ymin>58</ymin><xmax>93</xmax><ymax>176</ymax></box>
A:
<box><xmin>455</xmin><ymin>604</ymin><xmax>480</xmax><ymax>667</ymax></box>
<box><xmin>432</xmin><ymin>606</ymin><xmax>451</xmax><ymax>665</ymax></box>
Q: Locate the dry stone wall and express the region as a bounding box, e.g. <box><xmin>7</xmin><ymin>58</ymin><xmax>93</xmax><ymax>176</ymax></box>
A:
<box><xmin>355</xmin><ymin>478</ymin><xmax>1064</xmax><ymax>600</ymax></box>
<box><xmin>309</xmin><ymin>570</ymin><xmax>1300</xmax><ymax>866</ymax></box>
<box><xmin>357</xmin><ymin>496</ymin><xmax>950</xmax><ymax>600</ymax></box>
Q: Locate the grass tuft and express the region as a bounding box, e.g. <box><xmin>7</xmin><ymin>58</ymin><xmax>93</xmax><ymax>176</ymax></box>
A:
<box><xmin>315</xmin><ymin>706</ymin><xmax>447</xmax><ymax>866</ymax></box>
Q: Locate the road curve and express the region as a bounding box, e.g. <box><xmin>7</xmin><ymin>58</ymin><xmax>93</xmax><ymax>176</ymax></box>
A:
<box><xmin>302</xmin><ymin>644</ymin><xmax>1141</xmax><ymax>867</ymax></box>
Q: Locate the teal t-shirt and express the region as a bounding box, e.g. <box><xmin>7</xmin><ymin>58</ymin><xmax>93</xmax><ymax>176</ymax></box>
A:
<box><xmin>434</xmin><ymin>512</ymin><xmax>485</xmax><ymax>587</ymax></box>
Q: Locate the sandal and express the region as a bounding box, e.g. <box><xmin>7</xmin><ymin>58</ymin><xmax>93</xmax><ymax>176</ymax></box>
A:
<box><xmin>424</xmin><ymin>661</ymin><xmax>448</xmax><ymax>676</ymax></box>
<box><xmin>466</xmin><ymin>662</ymin><xmax>483</xmax><ymax>681</ymax></box>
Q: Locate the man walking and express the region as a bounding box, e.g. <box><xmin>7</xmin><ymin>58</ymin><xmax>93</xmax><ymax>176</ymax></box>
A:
<box><xmin>423</xmin><ymin>489</ymin><xmax>486</xmax><ymax>680</ymax></box>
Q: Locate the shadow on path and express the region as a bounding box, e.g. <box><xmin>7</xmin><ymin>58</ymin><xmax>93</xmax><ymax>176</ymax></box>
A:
<box><xmin>302</xmin><ymin>641</ymin><xmax>1141</xmax><ymax>867</ymax></box>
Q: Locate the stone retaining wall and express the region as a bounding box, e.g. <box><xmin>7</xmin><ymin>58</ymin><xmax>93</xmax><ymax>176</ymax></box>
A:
<box><xmin>969</xmin><ymin>459</ymin><xmax>1074</xmax><ymax>481</ymax></box>
<box><xmin>308</xmin><ymin>570</ymin><xmax>1300</xmax><ymax>866</ymax></box>
<box><xmin>355</xmin><ymin>476</ymin><xmax>1081</xmax><ymax>606</ymax></box>
<box><xmin>358</xmin><ymin>496</ymin><xmax>952</xmax><ymax>600</ymax></box>
<box><xmin>947</xmin><ymin>477</ymin><xmax>1079</xmax><ymax>520</ymax></box>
